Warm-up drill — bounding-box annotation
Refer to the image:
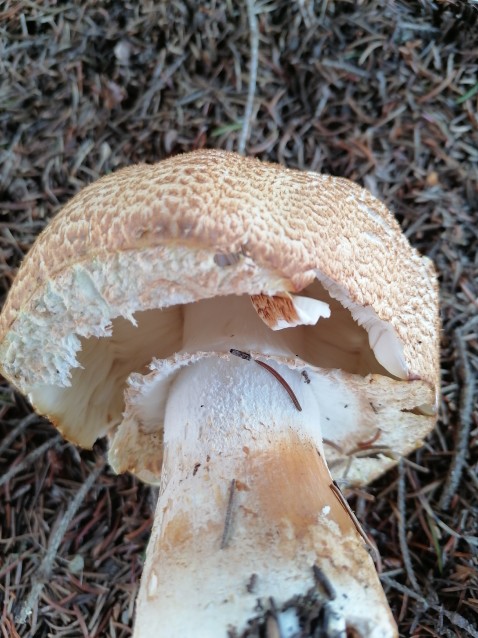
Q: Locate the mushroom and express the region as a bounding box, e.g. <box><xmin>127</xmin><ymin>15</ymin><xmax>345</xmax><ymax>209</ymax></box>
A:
<box><xmin>0</xmin><ymin>150</ymin><xmax>439</xmax><ymax>637</ymax></box>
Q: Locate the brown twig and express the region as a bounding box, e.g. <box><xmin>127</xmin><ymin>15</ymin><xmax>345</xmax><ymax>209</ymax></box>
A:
<box><xmin>254</xmin><ymin>360</ymin><xmax>302</xmax><ymax>412</ymax></box>
<box><xmin>230</xmin><ymin>349</ymin><xmax>302</xmax><ymax>411</ymax></box>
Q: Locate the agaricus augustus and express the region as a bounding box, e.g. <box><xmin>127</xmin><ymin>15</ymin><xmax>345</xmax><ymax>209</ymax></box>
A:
<box><xmin>0</xmin><ymin>150</ymin><xmax>439</xmax><ymax>638</ymax></box>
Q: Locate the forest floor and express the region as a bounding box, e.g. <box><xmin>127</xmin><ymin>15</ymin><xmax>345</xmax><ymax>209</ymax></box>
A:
<box><xmin>1</xmin><ymin>2</ymin><xmax>477</xmax><ymax>637</ymax></box>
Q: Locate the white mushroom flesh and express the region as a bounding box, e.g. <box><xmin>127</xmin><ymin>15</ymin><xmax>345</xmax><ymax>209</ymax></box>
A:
<box><xmin>314</xmin><ymin>271</ymin><xmax>409</xmax><ymax>379</ymax></box>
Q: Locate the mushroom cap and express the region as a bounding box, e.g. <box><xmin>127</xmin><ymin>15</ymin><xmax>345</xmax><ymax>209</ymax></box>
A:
<box><xmin>0</xmin><ymin>149</ymin><xmax>439</xmax><ymax>486</ymax></box>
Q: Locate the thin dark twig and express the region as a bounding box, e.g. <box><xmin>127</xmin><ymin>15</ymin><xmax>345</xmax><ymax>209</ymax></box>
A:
<box><xmin>16</xmin><ymin>458</ymin><xmax>106</xmax><ymax>625</ymax></box>
<box><xmin>254</xmin><ymin>360</ymin><xmax>302</xmax><ymax>412</ymax></box>
<box><xmin>397</xmin><ymin>459</ymin><xmax>420</xmax><ymax>592</ymax></box>
<box><xmin>220</xmin><ymin>478</ymin><xmax>237</xmax><ymax>550</ymax></box>
<box><xmin>0</xmin><ymin>435</ymin><xmax>62</xmax><ymax>487</ymax></box>
<box><xmin>329</xmin><ymin>480</ymin><xmax>377</xmax><ymax>559</ymax></box>
<box><xmin>0</xmin><ymin>413</ymin><xmax>40</xmax><ymax>457</ymax></box>
<box><xmin>229</xmin><ymin>349</ymin><xmax>302</xmax><ymax>411</ymax></box>
<box><xmin>312</xmin><ymin>564</ymin><xmax>336</xmax><ymax>601</ymax></box>
<box><xmin>238</xmin><ymin>0</ymin><xmax>259</xmax><ymax>155</ymax></box>
<box><xmin>440</xmin><ymin>330</ymin><xmax>475</xmax><ymax>510</ymax></box>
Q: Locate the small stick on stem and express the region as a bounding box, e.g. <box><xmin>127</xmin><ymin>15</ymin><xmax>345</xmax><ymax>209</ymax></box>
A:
<box><xmin>254</xmin><ymin>360</ymin><xmax>302</xmax><ymax>411</ymax></box>
<box><xmin>220</xmin><ymin>478</ymin><xmax>237</xmax><ymax>549</ymax></box>
<box><xmin>313</xmin><ymin>564</ymin><xmax>336</xmax><ymax>601</ymax></box>
<box><xmin>329</xmin><ymin>480</ymin><xmax>377</xmax><ymax>559</ymax></box>
<box><xmin>229</xmin><ymin>349</ymin><xmax>302</xmax><ymax>411</ymax></box>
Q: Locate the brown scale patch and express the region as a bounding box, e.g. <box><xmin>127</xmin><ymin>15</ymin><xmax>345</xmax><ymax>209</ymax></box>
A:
<box><xmin>250</xmin><ymin>293</ymin><xmax>299</xmax><ymax>329</ymax></box>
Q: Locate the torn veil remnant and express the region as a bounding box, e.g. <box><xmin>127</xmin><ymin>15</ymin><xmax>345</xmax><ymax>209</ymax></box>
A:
<box><xmin>0</xmin><ymin>150</ymin><xmax>440</xmax><ymax>638</ymax></box>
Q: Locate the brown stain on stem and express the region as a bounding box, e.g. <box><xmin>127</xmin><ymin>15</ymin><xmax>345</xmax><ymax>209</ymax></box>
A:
<box><xmin>155</xmin><ymin>434</ymin><xmax>361</xmax><ymax>559</ymax></box>
<box><xmin>160</xmin><ymin>511</ymin><xmax>193</xmax><ymax>550</ymax></box>
<box><xmin>248</xmin><ymin>433</ymin><xmax>355</xmax><ymax>540</ymax></box>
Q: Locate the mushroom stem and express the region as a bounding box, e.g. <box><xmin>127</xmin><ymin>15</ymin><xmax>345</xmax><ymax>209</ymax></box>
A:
<box><xmin>132</xmin><ymin>352</ymin><xmax>397</xmax><ymax>637</ymax></box>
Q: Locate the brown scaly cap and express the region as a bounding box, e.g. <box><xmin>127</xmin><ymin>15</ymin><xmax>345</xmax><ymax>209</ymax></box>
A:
<box><xmin>1</xmin><ymin>149</ymin><xmax>438</xmax><ymax>382</ymax></box>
